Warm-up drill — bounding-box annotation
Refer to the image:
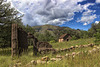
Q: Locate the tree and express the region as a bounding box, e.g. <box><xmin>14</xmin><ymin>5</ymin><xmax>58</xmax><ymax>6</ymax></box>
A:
<box><xmin>94</xmin><ymin>29</ymin><xmax>100</xmax><ymax>44</ymax></box>
<box><xmin>0</xmin><ymin>0</ymin><xmax>22</xmax><ymax>48</ymax></box>
<box><xmin>24</xmin><ymin>24</ymin><xmax>35</xmax><ymax>34</ymax></box>
<box><xmin>88</xmin><ymin>22</ymin><xmax>100</xmax><ymax>37</ymax></box>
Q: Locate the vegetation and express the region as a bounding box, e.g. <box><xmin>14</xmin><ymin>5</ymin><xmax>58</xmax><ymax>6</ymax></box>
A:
<box><xmin>0</xmin><ymin>38</ymin><xmax>96</xmax><ymax>67</ymax></box>
<box><xmin>37</xmin><ymin>51</ymin><xmax>100</xmax><ymax>67</ymax></box>
<box><xmin>51</xmin><ymin>38</ymin><xmax>95</xmax><ymax>49</ymax></box>
<box><xmin>0</xmin><ymin>0</ymin><xmax>100</xmax><ymax>67</ymax></box>
<box><xmin>0</xmin><ymin>0</ymin><xmax>22</xmax><ymax>48</ymax></box>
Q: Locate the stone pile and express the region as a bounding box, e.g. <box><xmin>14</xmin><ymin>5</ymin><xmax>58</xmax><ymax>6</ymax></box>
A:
<box><xmin>18</xmin><ymin>44</ymin><xmax>99</xmax><ymax>66</ymax></box>
<box><xmin>55</xmin><ymin>44</ymin><xmax>95</xmax><ymax>53</ymax></box>
<box><xmin>38</xmin><ymin>48</ymin><xmax>56</xmax><ymax>54</ymax></box>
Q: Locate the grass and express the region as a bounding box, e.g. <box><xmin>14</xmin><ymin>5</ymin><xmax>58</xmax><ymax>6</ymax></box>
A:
<box><xmin>51</xmin><ymin>38</ymin><xmax>95</xmax><ymax>49</ymax></box>
<box><xmin>37</xmin><ymin>50</ymin><xmax>100</xmax><ymax>67</ymax></box>
<box><xmin>0</xmin><ymin>38</ymin><xmax>98</xmax><ymax>67</ymax></box>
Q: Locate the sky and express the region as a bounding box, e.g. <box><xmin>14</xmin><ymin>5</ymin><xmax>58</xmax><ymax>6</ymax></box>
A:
<box><xmin>6</xmin><ymin>0</ymin><xmax>100</xmax><ymax>30</ymax></box>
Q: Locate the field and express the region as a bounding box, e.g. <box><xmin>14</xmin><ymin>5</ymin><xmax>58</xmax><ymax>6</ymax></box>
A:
<box><xmin>0</xmin><ymin>38</ymin><xmax>100</xmax><ymax>67</ymax></box>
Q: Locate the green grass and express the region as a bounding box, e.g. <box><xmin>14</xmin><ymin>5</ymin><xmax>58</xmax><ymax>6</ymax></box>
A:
<box><xmin>51</xmin><ymin>38</ymin><xmax>95</xmax><ymax>49</ymax></box>
<box><xmin>0</xmin><ymin>38</ymin><xmax>98</xmax><ymax>67</ymax></box>
<box><xmin>37</xmin><ymin>51</ymin><xmax>100</xmax><ymax>67</ymax></box>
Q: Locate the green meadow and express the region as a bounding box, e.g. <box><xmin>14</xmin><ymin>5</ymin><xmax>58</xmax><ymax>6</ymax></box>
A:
<box><xmin>1</xmin><ymin>38</ymin><xmax>100</xmax><ymax>67</ymax></box>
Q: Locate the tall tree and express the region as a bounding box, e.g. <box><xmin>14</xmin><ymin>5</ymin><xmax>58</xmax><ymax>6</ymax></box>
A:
<box><xmin>0</xmin><ymin>0</ymin><xmax>22</xmax><ymax>48</ymax></box>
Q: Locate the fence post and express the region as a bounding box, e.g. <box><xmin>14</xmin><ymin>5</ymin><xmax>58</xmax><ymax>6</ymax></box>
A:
<box><xmin>11</xmin><ymin>24</ymin><xmax>18</xmax><ymax>57</ymax></box>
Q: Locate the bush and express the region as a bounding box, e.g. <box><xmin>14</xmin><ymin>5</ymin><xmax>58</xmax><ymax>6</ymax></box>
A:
<box><xmin>49</xmin><ymin>40</ymin><xmax>56</xmax><ymax>43</ymax></box>
<box><xmin>94</xmin><ymin>30</ymin><xmax>100</xmax><ymax>44</ymax></box>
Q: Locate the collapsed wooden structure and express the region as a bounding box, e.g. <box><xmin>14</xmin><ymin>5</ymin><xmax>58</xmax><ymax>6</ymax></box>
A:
<box><xmin>11</xmin><ymin>24</ymin><xmax>53</xmax><ymax>57</ymax></box>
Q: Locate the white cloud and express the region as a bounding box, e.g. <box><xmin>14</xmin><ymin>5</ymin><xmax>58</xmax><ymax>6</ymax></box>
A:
<box><xmin>95</xmin><ymin>21</ymin><xmax>99</xmax><ymax>24</ymax></box>
<box><xmin>83</xmin><ymin>23</ymin><xmax>88</xmax><ymax>25</ymax></box>
<box><xmin>77</xmin><ymin>3</ymin><xmax>96</xmax><ymax>25</ymax></box>
<box><xmin>83</xmin><ymin>3</ymin><xmax>94</xmax><ymax>10</ymax></box>
<box><xmin>96</xmin><ymin>0</ymin><xmax>100</xmax><ymax>3</ymax></box>
<box><xmin>7</xmin><ymin>0</ymin><xmax>96</xmax><ymax>26</ymax></box>
<box><xmin>82</xmin><ymin>10</ymin><xmax>96</xmax><ymax>16</ymax></box>
<box><xmin>78</xmin><ymin>14</ymin><xmax>97</xmax><ymax>25</ymax></box>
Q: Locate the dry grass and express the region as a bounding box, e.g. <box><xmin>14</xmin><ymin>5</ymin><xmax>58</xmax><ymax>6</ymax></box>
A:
<box><xmin>0</xmin><ymin>38</ymin><xmax>98</xmax><ymax>67</ymax></box>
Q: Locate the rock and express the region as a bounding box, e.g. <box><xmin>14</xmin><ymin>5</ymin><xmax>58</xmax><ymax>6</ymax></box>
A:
<box><xmin>56</xmin><ymin>58</ymin><xmax>62</xmax><ymax>61</ymax></box>
<box><xmin>13</xmin><ymin>64</ymin><xmax>18</xmax><ymax>67</ymax></box>
<box><xmin>41</xmin><ymin>61</ymin><xmax>46</xmax><ymax>64</ymax></box>
<box><xmin>50</xmin><ymin>58</ymin><xmax>62</xmax><ymax>62</ymax></box>
<box><xmin>56</xmin><ymin>55</ymin><xmax>62</xmax><ymax>59</ymax></box>
<box><xmin>67</xmin><ymin>48</ymin><xmax>71</xmax><ymax>51</ymax></box>
<box><xmin>17</xmin><ymin>63</ymin><xmax>21</xmax><ymax>66</ymax></box>
<box><xmin>71</xmin><ymin>46</ymin><xmax>75</xmax><ymax>49</ymax></box>
<box><xmin>60</xmin><ymin>49</ymin><xmax>64</xmax><ymax>52</ymax></box>
<box><xmin>37</xmin><ymin>42</ymin><xmax>52</xmax><ymax>48</ymax></box>
<box><xmin>56</xmin><ymin>49</ymin><xmax>60</xmax><ymax>53</ymax></box>
<box><xmin>65</xmin><ymin>54</ymin><xmax>69</xmax><ymax>57</ymax></box>
<box><xmin>37</xmin><ymin>60</ymin><xmax>42</xmax><ymax>64</ymax></box>
<box><xmin>31</xmin><ymin>60</ymin><xmax>37</xmax><ymax>65</ymax></box>
<box><xmin>96</xmin><ymin>47</ymin><xmax>100</xmax><ymax>51</ymax></box>
<box><xmin>72</xmin><ymin>52</ymin><xmax>76</xmax><ymax>56</ymax></box>
<box><xmin>96</xmin><ymin>47</ymin><xmax>100</xmax><ymax>49</ymax></box>
<box><xmin>75</xmin><ymin>45</ymin><xmax>78</xmax><ymax>48</ymax></box>
<box><xmin>94</xmin><ymin>46</ymin><xmax>97</xmax><ymax>48</ymax></box>
<box><xmin>72</xmin><ymin>55</ymin><xmax>75</xmax><ymax>58</ymax></box>
<box><xmin>92</xmin><ymin>48</ymin><xmax>97</xmax><ymax>52</ymax></box>
<box><xmin>47</xmin><ymin>61</ymin><xmax>51</xmax><ymax>64</ymax></box>
<box><xmin>50</xmin><ymin>58</ymin><xmax>57</xmax><ymax>61</ymax></box>
<box><xmin>37</xmin><ymin>60</ymin><xmax>46</xmax><ymax>64</ymax></box>
<box><xmin>83</xmin><ymin>45</ymin><xmax>88</xmax><ymax>47</ymax></box>
<box><xmin>84</xmin><ymin>51</ymin><xmax>87</xmax><ymax>53</ymax></box>
<box><xmin>79</xmin><ymin>45</ymin><xmax>84</xmax><ymax>48</ymax></box>
<box><xmin>63</xmin><ymin>48</ymin><xmax>67</xmax><ymax>51</ymax></box>
<box><xmin>62</xmin><ymin>56</ymin><xmax>65</xmax><ymax>59</ymax></box>
<box><xmin>88</xmin><ymin>50</ymin><xmax>92</xmax><ymax>54</ymax></box>
<box><xmin>41</xmin><ymin>56</ymin><xmax>50</xmax><ymax>61</ymax></box>
<box><xmin>88</xmin><ymin>44</ymin><xmax>94</xmax><ymax>47</ymax></box>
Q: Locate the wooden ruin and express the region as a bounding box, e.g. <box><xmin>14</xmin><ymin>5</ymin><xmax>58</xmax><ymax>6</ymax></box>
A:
<box><xmin>11</xmin><ymin>24</ymin><xmax>53</xmax><ymax>56</ymax></box>
<box><xmin>11</xmin><ymin>24</ymin><xmax>28</xmax><ymax>56</ymax></box>
<box><xmin>59</xmin><ymin>34</ymin><xmax>72</xmax><ymax>42</ymax></box>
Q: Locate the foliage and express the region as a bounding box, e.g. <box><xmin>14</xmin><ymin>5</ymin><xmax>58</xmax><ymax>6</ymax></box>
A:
<box><xmin>49</xmin><ymin>40</ymin><xmax>56</xmax><ymax>43</ymax></box>
<box><xmin>0</xmin><ymin>0</ymin><xmax>22</xmax><ymax>48</ymax></box>
<box><xmin>51</xmin><ymin>38</ymin><xmax>94</xmax><ymax>49</ymax></box>
<box><xmin>88</xmin><ymin>22</ymin><xmax>100</xmax><ymax>44</ymax></box>
<box><xmin>34</xmin><ymin>30</ymin><xmax>56</xmax><ymax>42</ymax></box>
<box><xmin>33</xmin><ymin>25</ymin><xmax>90</xmax><ymax>42</ymax></box>
<box><xmin>94</xmin><ymin>29</ymin><xmax>100</xmax><ymax>44</ymax></box>
<box><xmin>24</xmin><ymin>24</ymin><xmax>35</xmax><ymax>34</ymax></box>
<box><xmin>0</xmin><ymin>38</ymin><xmax>98</xmax><ymax>67</ymax></box>
<box><xmin>88</xmin><ymin>22</ymin><xmax>100</xmax><ymax>37</ymax></box>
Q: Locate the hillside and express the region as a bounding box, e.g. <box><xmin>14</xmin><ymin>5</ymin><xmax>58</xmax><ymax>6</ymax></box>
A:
<box><xmin>32</xmin><ymin>25</ymin><xmax>86</xmax><ymax>42</ymax></box>
<box><xmin>33</xmin><ymin>24</ymin><xmax>72</xmax><ymax>34</ymax></box>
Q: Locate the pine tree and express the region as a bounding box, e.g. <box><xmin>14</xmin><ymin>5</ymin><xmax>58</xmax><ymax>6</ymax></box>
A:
<box><xmin>0</xmin><ymin>0</ymin><xmax>22</xmax><ymax>48</ymax></box>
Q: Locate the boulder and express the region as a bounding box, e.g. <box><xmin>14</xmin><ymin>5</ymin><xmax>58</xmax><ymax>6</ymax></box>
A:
<box><xmin>37</xmin><ymin>42</ymin><xmax>52</xmax><ymax>48</ymax></box>
<box><xmin>72</xmin><ymin>52</ymin><xmax>76</xmax><ymax>56</ymax></box>
<box><xmin>37</xmin><ymin>60</ymin><xmax>42</xmax><ymax>64</ymax></box>
<box><xmin>65</xmin><ymin>54</ymin><xmax>69</xmax><ymax>57</ymax></box>
<box><xmin>56</xmin><ymin>55</ymin><xmax>62</xmax><ymax>59</ymax></box>
<box><xmin>31</xmin><ymin>60</ymin><xmax>37</xmax><ymax>65</ymax></box>
<box><xmin>50</xmin><ymin>58</ymin><xmax>57</xmax><ymax>61</ymax></box>
<box><xmin>41</xmin><ymin>56</ymin><xmax>50</xmax><ymax>61</ymax></box>
<box><xmin>75</xmin><ymin>45</ymin><xmax>79</xmax><ymax>48</ymax></box>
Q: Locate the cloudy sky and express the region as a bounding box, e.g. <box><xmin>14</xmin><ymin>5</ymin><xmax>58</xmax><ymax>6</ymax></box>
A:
<box><xmin>7</xmin><ymin>0</ymin><xmax>100</xmax><ymax>30</ymax></box>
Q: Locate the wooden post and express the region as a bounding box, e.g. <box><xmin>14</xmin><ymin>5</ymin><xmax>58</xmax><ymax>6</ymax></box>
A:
<box><xmin>11</xmin><ymin>24</ymin><xmax>18</xmax><ymax>57</ymax></box>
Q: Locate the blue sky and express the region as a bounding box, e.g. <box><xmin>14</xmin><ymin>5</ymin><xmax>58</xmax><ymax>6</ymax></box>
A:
<box><xmin>7</xmin><ymin>0</ymin><xmax>100</xmax><ymax>30</ymax></box>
